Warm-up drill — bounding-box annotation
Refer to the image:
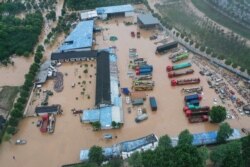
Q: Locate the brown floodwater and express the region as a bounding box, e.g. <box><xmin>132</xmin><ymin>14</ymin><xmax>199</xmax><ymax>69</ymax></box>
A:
<box><xmin>1</xmin><ymin>15</ymin><xmax>247</xmax><ymax>167</ymax></box>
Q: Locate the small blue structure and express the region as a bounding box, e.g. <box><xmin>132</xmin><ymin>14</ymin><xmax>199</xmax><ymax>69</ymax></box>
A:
<box><xmin>58</xmin><ymin>20</ymin><xmax>94</xmax><ymax>52</ymax></box>
<box><xmin>96</xmin><ymin>4</ymin><xmax>134</xmax><ymax>19</ymax></box>
<box><xmin>121</xmin><ymin>88</ymin><xmax>130</xmax><ymax>95</ymax></box>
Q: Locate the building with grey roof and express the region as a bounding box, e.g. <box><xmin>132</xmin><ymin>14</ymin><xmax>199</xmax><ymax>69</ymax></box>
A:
<box><xmin>96</xmin><ymin>4</ymin><xmax>134</xmax><ymax>19</ymax></box>
<box><xmin>137</xmin><ymin>14</ymin><xmax>159</xmax><ymax>29</ymax></box>
<box><xmin>35</xmin><ymin>60</ymin><xmax>51</xmax><ymax>86</ymax></box>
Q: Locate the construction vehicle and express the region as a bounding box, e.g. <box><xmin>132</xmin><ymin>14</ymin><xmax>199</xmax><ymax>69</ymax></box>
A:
<box><xmin>40</xmin><ymin>114</ymin><xmax>49</xmax><ymax>133</ymax></box>
<box><xmin>182</xmin><ymin>86</ymin><xmax>203</xmax><ymax>94</ymax></box>
<box><xmin>166</xmin><ymin>62</ymin><xmax>192</xmax><ymax>72</ymax></box>
<box><xmin>155</xmin><ymin>41</ymin><xmax>178</xmax><ymax>54</ymax></box>
<box><xmin>172</xmin><ymin>53</ymin><xmax>189</xmax><ymax>63</ymax></box>
<box><xmin>134</xmin><ymin>85</ymin><xmax>154</xmax><ymax>91</ymax></box>
<box><xmin>184</xmin><ymin>94</ymin><xmax>202</xmax><ymax>102</ymax></box>
<box><xmin>188</xmin><ymin>115</ymin><xmax>208</xmax><ymax>123</ymax></box>
<box><xmin>130</xmin><ymin>92</ymin><xmax>147</xmax><ymax>100</ymax></box>
<box><xmin>149</xmin><ymin>97</ymin><xmax>157</xmax><ymax>111</ymax></box>
<box><xmin>168</xmin><ymin>69</ymin><xmax>194</xmax><ymax>78</ymax></box>
<box><xmin>133</xmin><ymin>80</ymin><xmax>155</xmax><ymax>87</ymax></box>
<box><xmin>132</xmin><ymin>99</ymin><xmax>144</xmax><ymax>106</ymax></box>
<box><xmin>171</xmin><ymin>78</ymin><xmax>200</xmax><ymax>86</ymax></box>
<box><xmin>185</xmin><ymin>109</ymin><xmax>210</xmax><ymax>117</ymax></box>
<box><xmin>134</xmin><ymin>74</ymin><xmax>152</xmax><ymax>80</ymax></box>
<box><xmin>183</xmin><ymin>105</ymin><xmax>209</xmax><ymax>112</ymax></box>
<box><xmin>135</xmin><ymin>113</ymin><xmax>148</xmax><ymax>123</ymax></box>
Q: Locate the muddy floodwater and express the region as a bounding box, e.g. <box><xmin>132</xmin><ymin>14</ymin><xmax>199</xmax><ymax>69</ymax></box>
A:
<box><xmin>1</xmin><ymin>15</ymin><xmax>248</xmax><ymax>167</ymax></box>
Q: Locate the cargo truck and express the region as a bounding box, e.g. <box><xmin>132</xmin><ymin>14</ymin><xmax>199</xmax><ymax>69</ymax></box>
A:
<box><xmin>184</xmin><ymin>94</ymin><xmax>202</xmax><ymax>102</ymax></box>
<box><xmin>182</xmin><ymin>86</ymin><xmax>203</xmax><ymax>94</ymax></box>
<box><xmin>172</xmin><ymin>53</ymin><xmax>189</xmax><ymax>63</ymax></box>
<box><xmin>166</xmin><ymin>62</ymin><xmax>192</xmax><ymax>72</ymax></box>
<box><xmin>134</xmin><ymin>85</ymin><xmax>154</xmax><ymax>91</ymax></box>
<box><xmin>183</xmin><ymin>105</ymin><xmax>209</xmax><ymax>112</ymax></box>
<box><xmin>186</xmin><ymin>99</ymin><xmax>200</xmax><ymax>106</ymax></box>
<box><xmin>168</xmin><ymin>69</ymin><xmax>194</xmax><ymax>78</ymax></box>
<box><xmin>136</xmin><ymin>68</ymin><xmax>153</xmax><ymax>75</ymax></box>
<box><xmin>185</xmin><ymin>110</ymin><xmax>209</xmax><ymax>117</ymax></box>
<box><xmin>130</xmin><ymin>92</ymin><xmax>147</xmax><ymax>100</ymax></box>
<box><xmin>171</xmin><ymin>78</ymin><xmax>200</xmax><ymax>86</ymax></box>
<box><xmin>149</xmin><ymin>97</ymin><xmax>157</xmax><ymax>111</ymax></box>
<box><xmin>156</xmin><ymin>41</ymin><xmax>178</xmax><ymax>54</ymax></box>
<box><xmin>133</xmin><ymin>80</ymin><xmax>155</xmax><ymax>87</ymax></box>
<box><xmin>134</xmin><ymin>74</ymin><xmax>152</xmax><ymax>80</ymax></box>
<box><xmin>40</xmin><ymin>114</ymin><xmax>49</xmax><ymax>133</ymax></box>
<box><xmin>135</xmin><ymin>65</ymin><xmax>153</xmax><ymax>71</ymax></box>
<box><xmin>188</xmin><ymin>115</ymin><xmax>208</xmax><ymax>123</ymax></box>
<box><xmin>132</xmin><ymin>99</ymin><xmax>144</xmax><ymax>106</ymax></box>
<box><xmin>135</xmin><ymin>113</ymin><xmax>148</xmax><ymax>123</ymax></box>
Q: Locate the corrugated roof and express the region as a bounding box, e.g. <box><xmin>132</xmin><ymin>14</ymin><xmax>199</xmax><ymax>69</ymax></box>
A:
<box><xmin>138</xmin><ymin>14</ymin><xmax>159</xmax><ymax>25</ymax></box>
<box><xmin>51</xmin><ymin>50</ymin><xmax>97</xmax><ymax>61</ymax></box>
<box><xmin>35</xmin><ymin>105</ymin><xmax>60</xmax><ymax>114</ymax></box>
<box><xmin>96</xmin><ymin>4</ymin><xmax>134</xmax><ymax>14</ymax></box>
<box><xmin>80</xmin><ymin>10</ymin><xmax>98</xmax><ymax>20</ymax></box>
<box><xmin>59</xmin><ymin>20</ymin><xmax>94</xmax><ymax>52</ymax></box>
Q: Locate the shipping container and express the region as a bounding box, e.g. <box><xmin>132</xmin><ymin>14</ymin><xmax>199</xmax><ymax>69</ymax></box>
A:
<box><xmin>149</xmin><ymin>97</ymin><xmax>157</xmax><ymax>111</ymax></box>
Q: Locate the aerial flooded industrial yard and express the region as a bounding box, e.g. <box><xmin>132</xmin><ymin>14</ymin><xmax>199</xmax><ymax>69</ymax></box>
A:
<box><xmin>0</xmin><ymin>1</ymin><xmax>250</xmax><ymax>167</ymax></box>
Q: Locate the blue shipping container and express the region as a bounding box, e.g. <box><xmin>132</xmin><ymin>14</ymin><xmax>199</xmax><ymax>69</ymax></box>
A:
<box><xmin>149</xmin><ymin>97</ymin><xmax>157</xmax><ymax>111</ymax></box>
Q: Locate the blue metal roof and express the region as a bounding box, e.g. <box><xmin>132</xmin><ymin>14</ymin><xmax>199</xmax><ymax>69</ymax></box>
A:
<box><xmin>59</xmin><ymin>20</ymin><xmax>94</xmax><ymax>52</ymax></box>
<box><xmin>96</xmin><ymin>4</ymin><xmax>134</xmax><ymax>15</ymax></box>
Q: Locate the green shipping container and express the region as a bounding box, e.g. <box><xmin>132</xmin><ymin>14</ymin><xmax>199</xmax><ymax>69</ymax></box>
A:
<box><xmin>173</xmin><ymin>62</ymin><xmax>191</xmax><ymax>70</ymax></box>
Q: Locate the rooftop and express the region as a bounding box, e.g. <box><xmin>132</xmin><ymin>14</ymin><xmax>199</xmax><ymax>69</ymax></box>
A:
<box><xmin>138</xmin><ymin>14</ymin><xmax>159</xmax><ymax>25</ymax></box>
<box><xmin>35</xmin><ymin>60</ymin><xmax>51</xmax><ymax>85</ymax></box>
<box><xmin>51</xmin><ymin>50</ymin><xmax>97</xmax><ymax>61</ymax></box>
<box><xmin>58</xmin><ymin>20</ymin><xmax>94</xmax><ymax>52</ymax></box>
<box><xmin>35</xmin><ymin>105</ymin><xmax>61</xmax><ymax>114</ymax></box>
<box><xmin>96</xmin><ymin>4</ymin><xmax>134</xmax><ymax>15</ymax></box>
<box><xmin>80</xmin><ymin>10</ymin><xmax>98</xmax><ymax>20</ymax></box>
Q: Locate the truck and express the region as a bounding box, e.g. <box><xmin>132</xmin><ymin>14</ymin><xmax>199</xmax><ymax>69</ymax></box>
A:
<box><xmin>169</xmin><ymin>49</ymin><xmax>184</xmax><ymax>59</ymax></box>
<box><xmin>172</xmin><ymin>53</ymin><xmax>189</xmax><ymax>63</ymax></box>
<box><xmin>40</xmin><ymin>114</ymin><xmax>49</xmax><ymax>133</ymax></box>
<box><xmin>185</xmin><ymin>110</ymin><xmax>209</xmax><ymax>117</ymax></box>
<box><xmin>134</xmin><ymin>85</ymin><xmax>154</xmax><ymax>91</ymax></box>
<box><xmin>188</xmin><ymin>115</ymin><xmax>208</xmax><ymax>123</ymax></box>
<box><xmin>149</xmin><ymin>97</ymin><xmax>157</xmax><ymax>111</ymax></box>
<box><xmin>155</xmin><ymin>41</ymin><xmax>178</xmax><ymax>54</ymax></box>
<box><xmin>168</xmin><ymin>69</ymin><xmax>194</xmax><ymax>78</ymax></box>
<box><xmin>184</xmin><ymin>94</ymin><xmax>202</xmax><ymax>102</ymax></box>
<box><xmin>135</xmin><ymin>65</ymin><xmax>153</xmax><ymax>71</ymax></box>
<box><xmin>166</xmin><ymin>62</ymin><xmax>192</xmax><ymax>72</ymax></box>
<box><xmin>171</xmin><ymin>78</ymin><xmax>200</xmax><ymax>86</ymax></box>
<box><xmin>47</xmin><ymin>114</ymin><xmax>56</xmax><ymax>134</ymax></box>
<box><xmin>183</xmin><ymin>105</ymin><xmax>210</xmax><ymax>112</ymax></box>
<box><xmin>136</xmin><ymin>68</ymin><xmax>153</xmax><ymax>75</ymax></box>
<box><xmin>132</xmin><ymin>99</ymin><xmax>144</xmax><ymax>106</ymax></box>
<box><xmin>134</xmin><ymin>74</ymin><xmax>152</xmax><ymax>80</ymax></box>
<box><xmin>182</xmin><ymin>86</ymin><xmax>203</xmax><ymax>94</ymax></box>
<box><xmin>135</xmin><ymin>113</ymin><xmax>148</xmax><ymax>123</ymax></box>
<box><xmin>130</xmin><ymin>92</ymin><xmax>147</xmax><ymax>100</ymax></box>
<box><xmin>133</xmin><ymin>80</ymin><xmax>155</xmax><ymax>87</ymax></box>
<box><xmin>186</xmin><ymin>99</ymin><xmax>200</xmax><ymax>106</ymax></box>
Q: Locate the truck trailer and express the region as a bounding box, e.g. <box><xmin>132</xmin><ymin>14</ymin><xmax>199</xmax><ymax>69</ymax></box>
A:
<box><xmin>183</xmin><ymin>105</ymin><xmax>210</xmax><ymax>112</ymax></box>
<box><xmin>184</xmin><ymin>94</ymin><xmax>202</xmax><ymax>102</ymax></box>
<box><xmin>130</xmin><ymin>92</ymin><xmax>147</xmax><ymax>100</ymax></box>
<box><xmin>149</xmin><ymin>97</ymin><xmax>157</xmax><ymax>111</ymax></box>
<box><xmin>40</xmin><ymin>114</ymin><xmax>49</xmax><ymax>133</ymax></box>
<box><xmin>166</xmin><ymin>62</ymin><xmax>192</xmax><ymax>72</ymax></box>
<box><xmin>168</xmin><ymin>69</ymin><xmax>194</xmax><ymax>78</ymax></box>
<box><xmin>188</xmin><ymin>115</ymin><xmax>208</xmax><ymax>123</ymax></box>
<box><xmin>156</xmin><ymin>41</ymin><xmax>178</xmax><ymax>54</ymax></box>
<box><xmin>135</xmin><ymin>65</ymin><xmax>153</xmax><ymax>71</ymax></box>
<box><xmin>182</xmin><ymin>86</ymin><xmax>203</xmax><ymax>94</ymax></box>
<box><xmin>171</xmin><ymin>78</ymin><xmax>200</xmax><ymax>86</ymax></box>
<box><xmin>172</xmin><ymin>53</ymin><xmax>189</xmax><ymax>63</ymax></box>
<box><xmin>136</xmin><ymin>68</ymin><xmax>153</xmax><ymax>75</ymax></box>
<box><xmin>186</xmin><ymin>99</ymin><xmax>200</xmax><ymax>106</ymax></box>
<box><xmin>132</xmin><ymin>99</ymin><xmax>144</xmax><ymax>106</ymax></box>
<box><xmin>134</xmin><ymin>74</ymin><xmax>152</xmax><ymax>80</ymax></box>
<box><xmin>134</xmin><ymin>85</ymin><xmax>154</xmax><ymax>91</ymax></box>
<box><xmin>185</xmin><ymin>110</ymin><xmax>210</xmax><ymax>117</ymax></box>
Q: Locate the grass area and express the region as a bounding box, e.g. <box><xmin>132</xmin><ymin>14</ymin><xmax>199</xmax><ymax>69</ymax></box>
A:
<box><xmin>191</xmin><ymin>0</ymin><xmax>250</xmax><ymax>39</ymax></box>
<box><xmin>0</xmin><ymin>86</ymin><xmax>19</xmax><ymax>115</ymax></box>
<box><xmin>156</xmin><ymin>1</ymin><xmax>250</xmax><ymax>70</ymax></box>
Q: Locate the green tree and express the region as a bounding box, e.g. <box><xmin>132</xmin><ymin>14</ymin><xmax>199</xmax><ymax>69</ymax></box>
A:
<box><xmin>197</xmin><ymin>147</ymin><xmax>209</xmax><ymax>167</ymax></box>
<box><xmin>111</xmin><ymin>121</ymin><xmax>117</xmax><ymax>128</ymax></box>
<box><xmin>195</xmin><ymin>43</ymin><xmax>200</xmax><ymax>49</ymax></box>
<box><xmin>232</xmin><ymin>63</ymin><xmax>238</xmax><ymax>69</ymax></box>
<box><xmin>91</xmin><ymin>121</ymin><xmax>101</xmax><ymax>131</ymax></box>
<box><xmin>240</xmin><ymin>67</ymin><xmax>245</xmax><ymax>72</ymax></box>
<box><xmin>10</xmin><ymin>109</ymin><xmax>23</xmax><ymax>118</ymax></box>
<box><xmin>8</xmin><ymin>117</ymin><xmax>19</xmax><ymax>127</ymax></box>
<box><xmin>36</xmin><ymin>45</ymin><xmax>44</xmax><ymax>53</ymax></box>
<box><xmin>128</xmin><ymin>151</ymin><xmax>143</xmax><ymax>167</ymax></box>
<box><xmin>216</xmin><ymin>123</ymin><xmax>233</xmax><ymax>143</ymax></box>
<box><xmin>210</xmin><ymin>141</ymin><xmax>243</xmax><ymax>167</ymax></box>
<box><xmin>209</xmin><ymin>105</ymin><xmax>227</xmax><ymax>123</ymax></box>
<box><xmin>241</xmin><ymin>135</ymin><xmax>250</xmax><ymax>166</ymax></box>
<box><xmin>225</xmin><ymin>59</ymin><xmax>232</xmax><ymax>65</ymax></box>
<box><xmin>200</xmin><ymin>46</ymin><xmax>205</xmax><ymax>52</ymax></box>
<box><xmin>6</xmin><ymin>126</ymin><xmax>17</xmax><ymax>135</ymax></box>
<box><xmin>158</xmin><ymin>134</ymin><xmax>172</xmax><ymax>149</ymax></box>
<box><xmin>89</xmin><ymin>145</ymin><xmax>104</xmax><ymax>165</ymax></box>
<box><xmin>178</xmin><ymin>129</ymin><xmax>193</xmax><ymax>146</ymax></box>
<box><xmin>102</xmin><ymin>158</ymin><xmax>123</xmax><ymax>167</ymax></box>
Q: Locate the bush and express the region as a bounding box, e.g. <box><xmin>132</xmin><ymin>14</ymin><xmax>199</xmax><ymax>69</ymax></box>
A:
<box><xmin>6</xmin><ymin>126</ymin><xmax>17</xmax><ymax>135</ymax></box>
<box><xmin>200</xmin><ymin>46</ymin><xmax>205</xmax><ymax>52</ymax></box>
<box><xmin>184</xmin><ymin>37</ymin><xmax>189</xmax><ymax>42</ymax></box>
<box><xmin>225</xmin><ymin>59</ymin><xmax>232</xmax><ymax>65</ymax></box>
<box><xmin>232</xmin><ymin>63</ymin><xmax>238</xmax><ymax>68</ymax></box>
<box><xmin>209</xmin><ymin>106</ymin><xmax>227</xmax><ymax>123</ymax></box>
<box><xmin>189</xmin><ymin>40</ymin><xmax>194</xmax><ymax>45</ymax></box>
<box><xmin>211</xmin><ymin>53</ymin><xmax>217</xmax><ymax>58</ymax></box>
<box><xmin>8</xmin><ymin>117</ymin><xmax>19</xmax><ymax>126</ymax></box>
<box><xmin>205</xmin><ymin>48</ymin><xmax>212</xmax><ymax>55</ymax></box>
<box><xmin>240</xmin><ymin>67</ymin><xmax>245</xmax><ymax>72</ymax></box>
<box><xmin>195</xmin><ymin>43</ymin><xmax>200</xmax><ymax>49</ymax></box>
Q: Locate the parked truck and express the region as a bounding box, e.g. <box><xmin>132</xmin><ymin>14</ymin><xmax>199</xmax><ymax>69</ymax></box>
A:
<box><xmin>166</xmin><ymin>62</ymin><xmax>192</xmax><ymax>72</ymax></box>
<box><xmin>133</xmin><ymin>80</ymin><xmax>155</xmax><ymax>87</ymax></box>
<box><xmin>135</xmin><ymin>65</ymin><xmax>153</xmax><ymax>71</ymax></box>
<box><xmin>168</xmin><ymin>69</ymin><xmax>194</xmax><ymax>78</ymax></box>
<box><xmin>136</xmin><ymin>68</ymin><xmax>153</xmax><ymax>75</ymax></box>
<box><xmin>130</xmin><ymin>92</ymin><xmax>147</xmax><ymax>100</ymax></box>
<box><xmin>169</xmin><ymin>50</ymin><xmax>184</xmax><ymax>59</ymax></box>
<box><xmin>40</xmin><ymin>114</ymin><xmax>49</xmax><ymax>133</ymax></box>
<box><xmin>188</xmin><ymin>115</ymin><xmax>208</xmax><ymax>123</ymax></box>
<box><xmin>172</xmin><ymin>53</ymin><xmax>189</xmax><ymax>63</ymax></box>
<box><xmin>48</xmin><ymin>114</ymin><xmax>56</xmax><ymax>134</ymax></box>
<box><xmin>156</xmin><ymin>41</ymin><xmax>178</xmax><ymax>54</ymax></box>
<box><xmin>132</xmin><ymin>99</ymin><xmax>144</xmax><ymax>106</ymax></box>
<box><xmin>134</xmin><ymin>85</ymin><xmax>154</xmax><ymax>91</ymax></box>
<box><xmin>135</xmin><ymin>113</ymin><xmax>148</xmax><ymax>123</ymax></box>
<box><xmin>183</xmin><ymin>105</ymin><xmax>210</xmax><ymax>112</ymax></box>
<box><xmin>149</xmin><ymin>97</ymin><xmax>157</xmax><ymax>111</ymax></box>
<box><xmin>134</xmin><ymin>74</ymin><xmax>152</xmax><ymax>80</ymax></box>
<box><xmin>182</xmin><ymin>86</ymin><xmax>203</xmax><ymax>94</ymax></box>
<box><xmin>186</xmin><ymin>99</ymin><xmax>200</xmax><ymax>106</ymax></box>
<box><xmin>185</xmin><ymin>110</ymin><xmax>209</xmax><ymax>117</ymax></box>
<box><xmin>184</xmin><ymin>94</ymin><xmax>202</xmax><ymax>102</ymax></box>
<box><xmin>171</xmin><ymin>78</ymin><xmax>200</xmax><ymax>86</ymax></box>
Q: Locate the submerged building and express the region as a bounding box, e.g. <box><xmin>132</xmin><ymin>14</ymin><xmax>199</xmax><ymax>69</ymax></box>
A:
<box><xmin>137</xmin><ymin>14</ymin><xmax>159</xmax><ymax>29</ymax></box>
<box><xmin>58</xmin><ymin>20</ymin><xmax>94</xmax><ymax>52</ymax></box>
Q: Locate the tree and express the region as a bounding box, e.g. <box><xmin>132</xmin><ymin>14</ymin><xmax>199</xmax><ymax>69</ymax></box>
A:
<box><xmin>240</xmin><ymin>67</ymin><xmax>245</xmax><ymax>72</ymax></box>
<box><xmin>8</xmin><ymin>117</ymin><xmax>19</xmax><ymax>127</ymax></box>
<box><xmin>178</xmin><ymin>129</ymin><xmax>193</xmax><ymax>146</ymax></box>
<box><xmin>89</xmin><ymin>145</ymin><xmax>104</xmax><ymax>165</ymax></box>
<box><xmin>91</xmin><ymin>121</ymin><xmax>101</xmax><ymax>131</ymax></box>
<box><xmin>209</xmin><ymin>105</ymin><xmax>227</xmax><ymax>123</ymax></box>
<box><xmin>103</xmin><ymin>158</ymin><xmax>123</xmax><ymax>167</ymax></box>
<box><xmin>241</xmin><ymin>135</ymin><xmax>250</xmax><ymax>166</ymax></box>
<box><xmin>225</xmin><ymin>59</ymin><xmax>232</xmax><ymax>65</ymax></box>
<box><xmin>6</xmin><ymin>126</ymin><xmax>17</xmax><ymax>135</ymax></box>
<box><xmin>111</xmin><ymin>121</ymin><xmax>117</xmax><ymax>128</ymax></box>
<box><xmin>189</xmin><ymin>40</ymin><xmax>194</xmax><ymax>45</ymax></box>
<box><xmin>197</xmin><ymin>147</ymin><xmax>209</xmax><ymax>167</ymax></box>
<box><xmin>158</xmin><ymin>134</ymin><xmax>172</xmax><ymax>149</ymax></box>
<box><xmin>200</xmin><ymin>46</ymin><xmax>205</xmax><ymax>52</ymax></box>
<box><xmin>84</xmin><ymin>69</ymin><xmax>88</xmax><ymax>74</ymax></box>
<box><xmin>128</xmin><ymin>151</ymin><xmax>143</xmax><ymax>167</ymax></box>
<box><xmin>216</xmin><ymin>122</ymin><xmax>233</xmax><ymax>143</ymax></box>
<box><xmin>232</xmin><ymin>63</ymin><xmax>238</xmax><ymax>69</ymax></box>
<box><xmin>210</xmin><ymin>141</ymin><xmax>243</xmax><ymax>167</ymax></box>
<box><xmin>36</xmin><ymin>45</ymin><xmax>44</xmax><ymax>53</ymax></box>
<box><xmin>195</xmin><ymin>43</ymin><xmax>200</xmax><ymax>49</ymax></box>
<box><xmin>10</xmin><ymin>109</ymin><xmax>23</xmax><ymax>118</ymax></box>
<box><xmin>184</xmin><ymin>37</ymin><xmax>189</xmax><ymax>42</ymax></box>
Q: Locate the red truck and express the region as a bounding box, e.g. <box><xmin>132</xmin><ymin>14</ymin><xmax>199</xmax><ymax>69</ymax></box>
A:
<box><xmin>40</xmin><ymin>114</ymin><xmax>49</xmax><ymax>133</ymax></box>
<box><xmin>131</xmin><ymin>31</ymin><xmax>135</xmax><ymax>38</ymax></box>
<box><xmin>168</xmin><ymin>69</ymin><xmax>194</xmax><ymax>78</ymax></box>
<box><xmin>188</xmin><ymin>115</ymin><xmax>208</xmax><ymax>123</ymax></box>
<box><xmin>185</xmin><ymin>110</ymin><xmax>210</xmax><ymax>117</ymax></box>
<box><xmin>171</xmin><ymin>78</ymin><xmax>200</xmax><ymax>86</ymax></box>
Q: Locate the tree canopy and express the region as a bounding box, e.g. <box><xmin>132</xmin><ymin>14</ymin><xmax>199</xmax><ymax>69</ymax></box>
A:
<box><xmin>88</xmin><ymin>145</ymin><xmax>104</xmax><ymax>165</ymax></box>
<box><xmin>209</xmin><ymin>105</ymin><xmax>227</xmax><ymax>123</ymax></box>
<box><xmin>216</xmin><ymin>122</ymin><xmax>233</xmax><ymax>143</ymax></box>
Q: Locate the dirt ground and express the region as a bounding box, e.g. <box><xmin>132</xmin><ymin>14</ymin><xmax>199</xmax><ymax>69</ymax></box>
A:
<box><xmin>0</xmin><ymin>15</ymin><xmax>249</xmax><ymax>167</ymax></box>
